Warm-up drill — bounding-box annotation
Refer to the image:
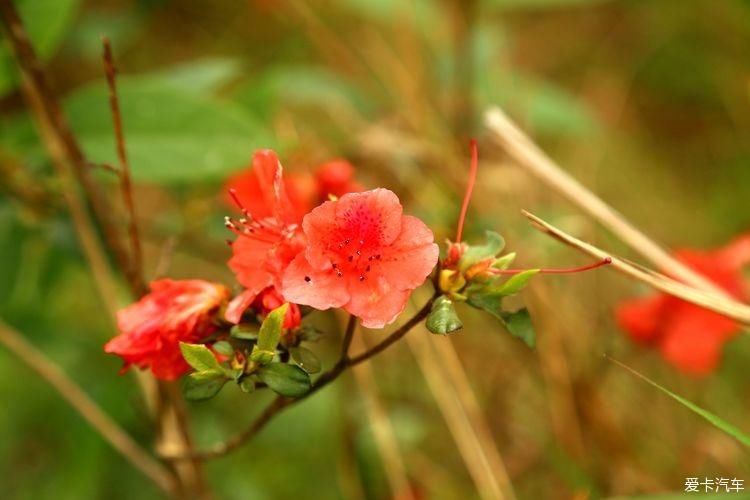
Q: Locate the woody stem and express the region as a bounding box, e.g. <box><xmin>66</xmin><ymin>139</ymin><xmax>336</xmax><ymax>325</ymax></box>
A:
<box><xmin>162</xmin><ymin>290</ymin><xmax>439</xmax><ymax>461</ymax></box>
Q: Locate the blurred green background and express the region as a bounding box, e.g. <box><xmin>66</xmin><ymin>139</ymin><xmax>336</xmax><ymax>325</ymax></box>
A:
<box><xmin>2</xmin><ymin>0</ymin><xmax>750</xmax><ymax>498</ymax></box>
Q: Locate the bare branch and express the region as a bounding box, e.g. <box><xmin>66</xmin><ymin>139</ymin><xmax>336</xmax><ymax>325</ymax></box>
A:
<box><xmin>522</xmin><ymin>210</ymin><xmax>750</xmax><ymax>326</ymax></box>
<box><xmin>484</xmin><ymin>107</ymin><xmax>732</xmax><ymax>298</ymax></box>
<box><xmin>101</xmin><ymin>37</ymin><xmax>144</xmax><ymax>290</ymax></box>
<box><xmin>0</xmin><ymin>319</ymin><xmax>175</xmax><ymax>495</ymax></box>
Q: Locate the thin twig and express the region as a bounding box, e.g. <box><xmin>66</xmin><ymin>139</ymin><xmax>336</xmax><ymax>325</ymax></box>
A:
<box><xmin>522</xmin><ymin>210</ymin><xmax>750</xmax><ymax>326</ymax></box>
<box><xmin>162</xmin><ymin>292</ymin><xmax>438</xmax><ymax>461</ymax></box>
<box><xmin>339</xmin><ymin>315</ymin><xmax>357</xmax><ymax>363</ymax></box>
<box><xmin>0</xmin><ymin>319</ymin><xmax>175</xmax><ymax>495</ymax></box>
<box><xmin>484</xmin><ymin>107</ymin><xmax>730</xmax><ymax>298</ymax></box>
<box><xmin>0</xmin><ymin>0</ymin><xmax>138</xmax><ymax>298</ymax></box>
<box><xmin>102</xmin><ymin>37</ymin><xmax>144</xmax><ymax>293</ymax></box>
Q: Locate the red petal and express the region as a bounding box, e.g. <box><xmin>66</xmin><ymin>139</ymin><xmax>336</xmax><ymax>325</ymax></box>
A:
<box><xmin>225</xmin><ymin>289</ymin><xmax>258</xmax><ymax>324</ymax></box>
<box><xmin>281</xmin><ymin>253</ymin><xmax>350</xmax><ymax>310</ymax></box>
<box><xmin>615</xmin><ymin>294</ymin><xmax>667</xmax><ymax>343</ymax></box>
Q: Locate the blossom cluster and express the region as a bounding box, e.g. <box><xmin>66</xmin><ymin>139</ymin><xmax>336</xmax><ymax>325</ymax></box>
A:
<box><xmin>105</xmin><ymin>150</ymin><xmax>438</xmax><ymax>381</ymax></box>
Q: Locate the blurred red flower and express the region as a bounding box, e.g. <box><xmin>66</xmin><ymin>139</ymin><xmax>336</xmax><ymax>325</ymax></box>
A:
<box><xmin>616</xmin><ymin>235</ymin><xmax>750</xmax><ymax>375</ymax></box>
<box><xmin>314</xmin><ymin>160</ymin><xmax>362</xmax><ymax>200</ymax></box>
<box><xmin>104</xmin><ymin>279</ymin><xmax>230</xmax><ymax>380</ymax></box>
<box><xmin>225</xmin><ymin>286</ymin><xmax>301</xmax><ymax>329</ymax></box>
<box><xmin>281</xmin><ymin>188</ymin><xmax>438</xmax><ymax>328</ymax></box>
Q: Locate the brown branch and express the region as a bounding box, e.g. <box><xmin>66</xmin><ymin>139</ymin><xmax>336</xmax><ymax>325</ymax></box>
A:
<box><xmin>162</xmin><ymin>292</ymin><xmax>438</xmax><ymax>461</ymax></box>
<box><xmin>338</xmin><ymin>314</ymin><xmax>357</xmax><ymax>363</ymax></box>
<box><xmin>0</xmin><ymin>0</ymin><xmax>137</xmax><ymax>297</ymax></box>
<box><xmin>0</xmin><ymin>318</ymin><xmax>176</xmax><ymax>495</ymax></box>
<box><xmin>522</xmin><ymin>210</ymin><xmax>750</xmax><ymax>326</ymax></box>
<box><xmin>484</xmin><ymin>107</ymin><xmax>731</xmax><ymax>298</ymax></box>
<box><xmin>0</xmin><ymin>6</ymin><xmax>205</xmax><ymax>495</ymax></box>
<box><xmin>101</xmin><ymin>37</ymin><xmax>144</xmax><ymax>294</ymax></box>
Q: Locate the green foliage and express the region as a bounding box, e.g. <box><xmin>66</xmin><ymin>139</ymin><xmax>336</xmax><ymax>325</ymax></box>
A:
<box><xmin>289</xmin><ymin>346</ymin><xmax>322</xmax><ymax>374</ymax></box>
<box><xmin>212</xmin><ymin>341</ymin><xmax>234</xmax><ymax>357</ymax></box>
<box><xmin>179</xmin><ymin>342</ymin><xmax>222</xmax><ymax>373</ymax></box>
<box><xmin>484</xmin><ymin>0</ymin><xmax>610</xmax><ymax>10</ymax></box>
<box><xmin>250</xmin><ymin>304</ymin><xmax>288</xmax><ymax>364</ymax></box>
<box><xmin>182</xmin><ymin>371</ymin><xmax>228</xmax><ymax>401</ymax></box>
<box><xmin>257</xmin><ymin>363</ymin><xmax>312</xmax><ymax>398</ymax></box>
<box><xmin>501</xmin><ymin>308</ymin><xmax>536</xmax><ymax>348</ymax></box>
<box><xmin>230</xmin><ymin>323</ymin><xmax>258</xmax><ymax>340</ymax></box>
<box><xmin>495</xmin><ymin>269</ymin><xmax>540</xmax><ymax>296</ymax></box>
<box><xmin>426</xmin><ymin>296</ymin><xmax>463</xmax><ymax>335</ymax></box>
<box><xmin>458</xmin><ymin>231</ymin><xmax>506</xmax><ymax>272</ymax></box>
<box><xmin>0</xmin><ymin>0</ymin><xmax>81</xmax><ymax>96</ymax></box>
<box><xmin>62</xmin><ymin>77</ymin><xmax>271</xmax><ymax>183</ymax></box>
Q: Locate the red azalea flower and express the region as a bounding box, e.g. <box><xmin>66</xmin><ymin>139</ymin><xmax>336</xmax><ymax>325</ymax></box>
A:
<box><xmin>224</xmin><ymin>153</ymin><xmax>314</xmax><ymax>222</ymax></box>
<box><xmin>225</xmin><ymin>157</ymin><xmax>362</xmax><ymax>221</ymax></box>
<box><xmin>225</xmin><ymin>286</ymin><xmax>301</xmax><ymax>329</ymax></box>
<box><xmin>314</xmin><ymin>160</ymin><xmax>362</xmax><ymax>200</ymax></box>
<box><xmin>104</xmin><ymin>279</ymin><xmax>230</xmax><ymax>380</ymax></box>
<box><xmin>281</xmin><ymin>188</ymin><xmax>438</xmax><ymax>328</ymax></box>
<box><xmin>616</xmin><ymin>235</ymin><xmax>750</xmax><ymax>375</ymax></box>
<box><xmin>227</xmin><ymin>150</ymin><xmax>307</xmax><ymax>299</ymax></box>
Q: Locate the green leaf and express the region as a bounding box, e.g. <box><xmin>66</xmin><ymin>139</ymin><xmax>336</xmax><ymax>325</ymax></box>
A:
<box><xmin>289</xmin><ymin>346</ymin><xmax>322</xmax><ymax>374</ymax></box>
<box><xmin>230</xmin><ymin>323</ymin><xmax>258</xmax><ymax>340</ymax></box>
<box><xmin>239</xmin><ymin>377</ymin><xmax>256</xmax><ymax>393</ymax></box>
<box><xmin>62</xmin><ymin>79</ymin><xmax>272</xmax><ymax>183</ymax></box>
<box><xmin>257</xmin><ymin>303</ymin><xmax>288</xmax><ymax>352</ymax></box>
<box><xmin>182</xmin><ymin>371</ymin><xmax>227</xmax><ymax>401</ymax></box>
<box><xmin>501</xmin><ymin>308</ymin><xmax>536</xmax><ymax>348</ymax></box>
<box><xmin>128</xmin><ymin>58</ymin><xmax>242</xmax><ymax>94</ymax></box>
<box><xmin>459</xmin><ymin>231</ymin><xmax>505</xmax><ymax>272</ymax></box>
<box><xmin>492</xmin><ymin>252</ymin><xmax>516</xmax><ymax>270</ymax></box>
<box><xmin>212</xmin><ymin>341</ymin><xmax>234</xmax><ymax>357</ymax></box>
<box><xmin>179</xmin><ymin>342</ymin><xmax>221</xmax><ymax>372</ymax></box>
<box><xmin>496</xmin><ymin>269</ymin><xmax>539</xmax><ymax>295</ymax></box>
<box><xmin>257</xmin><ymin>363</ymin><xmax>312</xmax><ymax>398</ymax></box>
<box><xmin>485</xmin><ymin>0</ymin><xmax>610</xmax><ymax>9</ymax></box>
<box><xmin>610</xmin><ymin>357</ymin><xmax>750</xmax><ymax>448</ymax></box>
<box><xmin>0</xmin><ymin>0</ymin><xmax>81</xmax><ymax>97</ymax></box>
<box><xmin>249</xmin><ymin>346</ymin><xmax>276</xmax><ymax>365</ymax></box>
<box><xmin>426</xmin><ymin>296</ymin><xmax>463</xmax><ymax>335</ymax></box>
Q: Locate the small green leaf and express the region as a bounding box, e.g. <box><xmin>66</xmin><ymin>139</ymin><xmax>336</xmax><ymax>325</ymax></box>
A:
<box><xmin>289</xmin><ymin>346</ymin><xmax>322</xmax><ymax>374</ymax></box>
<box><xmin>182</xmin><ymin>371</ymin><xmax>227</xmax><ymax>401</ymax></box>
<box><xmin>610</xmin><ymin>357</ymin><xmax>750</xmax><ymax>448</ymax></box>
<box><xmin>426</xmin><ymin>296</ymin><xmax>463</xmax><ymax>335</ymax></box>
<box><xmin>239</xmin><ymin>378</ymin><xmax>256</xmax><ymax>393</ymax></box>
<box><xmin>230</xmin><ymin>324</ymin><xmax>258</xmax><ymax>340</ymax></box>
<box><xmin>249</xmin><ymin>346</ymin><xmax>276</xmax><ymax>365</ymax></box>
<box><xmin>459</xmin><ymin>231</ymin><xmax>506</xmax><ymax>272</ymax></box>
<box><xmin>257</xmin><ymin>303</ymin><xmax>288</xmax><ymax>352</ymax></box>
<box><xmin>257</xmin><ymin>363</ymin><xmax>311</xmax><ymax>398</ymax></box>
<box><xmin>501</xmin><ymin>308</ymin><xmax>536</xmax><ymax>348</ymax></box>
<box><xmin>298</xmin><ymin>325</ymin><xmax>325</xmax><ymax>342</ymax></box>
<box><xmin>212</xmin><ymin>341</ymin><xmax>234</xmax><ymax>357</ymax></box>
<box><xmin>179</xmin><ymin>343</ymin><xmax>222</xmax><ymax>372</ymax></box>
<box><xmin>492</xmin><ymin>252</ymin><xmax>516</xmax><ymax>270</ymax></box>
<box><xmin>496</xmin><ymin>269</ymin><xmax>539</xmax><ymax>295</ymax></box>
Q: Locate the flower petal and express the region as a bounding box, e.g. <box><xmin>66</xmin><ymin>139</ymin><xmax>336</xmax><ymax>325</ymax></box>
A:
<box><xmin>282</xmin><ymin>253</ymin><xmax>350</xmax><ymax>310</ymax></box>
<box><xmin>344</xmin><ymin>275</ymin><xmax>411</xmax><ymax>328</ymax></box>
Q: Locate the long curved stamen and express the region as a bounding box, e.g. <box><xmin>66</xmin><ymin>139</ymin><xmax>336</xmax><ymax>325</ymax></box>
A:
<box><xmin>455</xmin><ymin>139</ymin><xmax>478</xmax><ymax>243</ymax></box>
<box><xmin>491</xmin><ymin>257</ymin><xmax>612</xmax><ymax>276</ymax></box>
<box><xmin>228</xmin><ymin>188</ymin><xmax>250</xmax><ymax>219</ymax></box>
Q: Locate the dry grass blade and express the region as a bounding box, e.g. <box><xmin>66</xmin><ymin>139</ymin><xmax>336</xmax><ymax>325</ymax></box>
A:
<box><xmin>351</xmin><ymin>333</ymin><xmax>412</xmax><ymax>499</ymax></box>
<box><xmin>522</xmin><ymin>210</ymin><xmax>750</xmax><ymax>326</ymax></box>
<box><xmin>0</xmin><ymin>319</ymin><xmax>175</xmax><ymax>494</ymax></box>
<box><xmin>407</xmin><ymin>328</ymin><xmax>509</xmax><ymax>500</ymax></box>
<box><xmin>484</xmin><ymin>107</ymin><xmax>729</xmax><ymax>298</ymax></box>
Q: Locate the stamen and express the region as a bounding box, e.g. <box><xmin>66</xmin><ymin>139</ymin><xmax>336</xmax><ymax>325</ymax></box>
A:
<box><xmin>491</xmin><ymin>257</ymin><xmax>612</xmax><ymax>276</ymax></box>
<box><xmin>455</xmin><ymin>139</ymin><xmax>478</xmax><ymax>243</ymax></box>
<box><xmin>228</xmin><ymin>188</ymin><xmax>251</xmax><ymax>219</ymax></box>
